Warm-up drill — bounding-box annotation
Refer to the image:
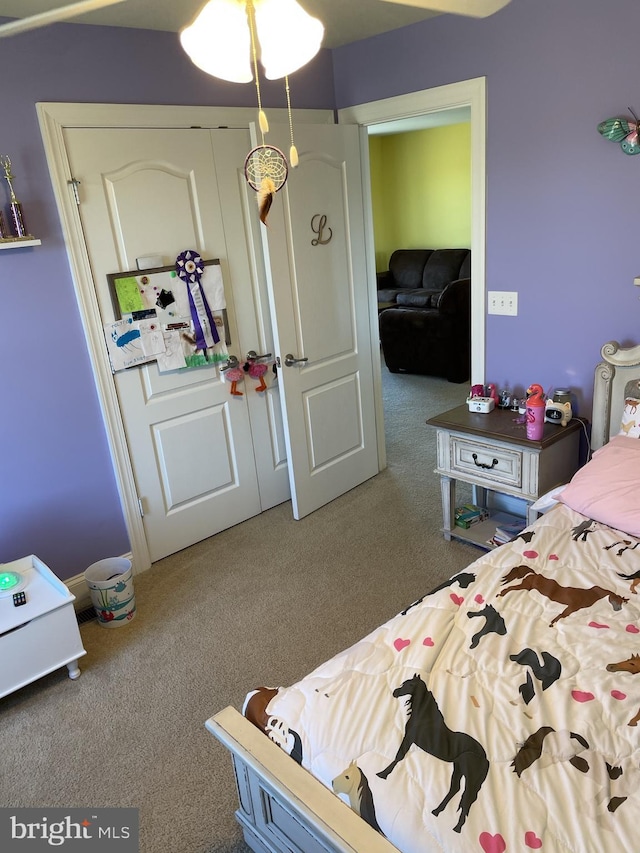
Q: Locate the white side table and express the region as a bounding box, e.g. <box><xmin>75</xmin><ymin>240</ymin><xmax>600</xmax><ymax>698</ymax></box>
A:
<box><xmin>427</xmin><ymin>405</ymin><xmax>583</xmax><ymax>549</ymax></box>
<box><xmin>0</xmin><ymin>555</ymin><xmax>87</xmax><ymax>699</ymax></box>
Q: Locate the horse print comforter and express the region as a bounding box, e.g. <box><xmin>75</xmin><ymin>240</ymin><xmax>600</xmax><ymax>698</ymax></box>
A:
<box><xmin>245</xmin><ymin>504</ymin><xmax>640</xmax><ymax>853</ymax></box>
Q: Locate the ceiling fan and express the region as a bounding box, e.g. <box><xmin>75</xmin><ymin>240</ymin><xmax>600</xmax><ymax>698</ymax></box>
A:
<box><xmin>0</xmin><ymin>0</ymin><xmax>510</xmax><ymax>40</ymax></box>
<box><xmin>0</xmin><ymin>0</ymin><xmax>127</xmax><ymax>38</ymax></box>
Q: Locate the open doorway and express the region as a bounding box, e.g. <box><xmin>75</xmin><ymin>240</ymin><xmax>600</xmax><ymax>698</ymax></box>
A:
<box><xmin>367</xmin><ymin>107</ymin><xmax>473</xmax><ymax>449</ymax></box>
<box><xmin>338</xmin><ymin>77</ymin><xmax>486</xmax><ymax>389</ymax></box>
<box><xmin>368</xmin><ymin>108</ymin><xmax>471</xmax><ymax>384</ymax></box>
<box><xmin>367</xmin><ymin>106</ymin><xmax>471</xmax><ymax>273</ymax></box>
<box><xmin>338</xmin><ymin>78</ymin><xmax>486</xmax><ymax>470</ymax></box>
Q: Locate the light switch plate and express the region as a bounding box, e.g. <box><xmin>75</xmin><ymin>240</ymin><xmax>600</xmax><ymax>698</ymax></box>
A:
<box><xmin>488</xmin><ymin>290</ymin><xmax>518</xmax><ymax>316</ymax></box>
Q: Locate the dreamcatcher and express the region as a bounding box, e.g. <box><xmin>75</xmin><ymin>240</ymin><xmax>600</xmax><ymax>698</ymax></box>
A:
<box><xmin>243</xmin><ymin>1</ymin><xmax>299</xmax><ymax>225</ymax></box>
<box><xmin>244</xmin><ymin>144</ymin><xmax>288</xmax><ymax>225</ymax></box>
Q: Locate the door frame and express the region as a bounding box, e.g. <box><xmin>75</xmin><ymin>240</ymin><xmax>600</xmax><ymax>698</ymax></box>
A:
<box><xmin>339</xmin><ymin>77</ymin><xmax>486</xmax><ymax>392</ymax></box>
<box><xmin>37</xmin><ymin>103</ymin><xmax>334</xmax><ymax>574</ymax></box>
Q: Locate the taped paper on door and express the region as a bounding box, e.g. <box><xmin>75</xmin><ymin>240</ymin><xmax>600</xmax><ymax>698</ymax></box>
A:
<box><xmin>106</xmin><ymin>259</ymin><xmax>230</xmax><ymax>372</ymax></box>
<box><xmin>156</xmin><ymin>329</ymin><xmax>188</xmax><ymax>372</ymax></box>
<box><xmin>104</xmin><ymin>317</ymin><xmax>164</xmax><ymax>372</ymax></box>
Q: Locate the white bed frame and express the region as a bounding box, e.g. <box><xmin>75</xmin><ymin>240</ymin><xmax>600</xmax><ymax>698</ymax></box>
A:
<box><xmin>207</xmin><ymin>340</ymin><xmax>640</xmax><ymax>853</ymax></box>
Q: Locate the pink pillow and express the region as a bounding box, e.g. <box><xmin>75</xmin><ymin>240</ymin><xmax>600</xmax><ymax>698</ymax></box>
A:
<box><xmin>559</xmin><ymin>435</ymin><xmax>640</xmax><ymax>537</ymax></box>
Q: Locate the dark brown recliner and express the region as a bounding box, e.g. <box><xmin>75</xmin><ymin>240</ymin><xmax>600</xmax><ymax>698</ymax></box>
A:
<box><xmin>377</xmin><ymin>248</ymin><xmax>471</xmax><ymax>383</ymax></box>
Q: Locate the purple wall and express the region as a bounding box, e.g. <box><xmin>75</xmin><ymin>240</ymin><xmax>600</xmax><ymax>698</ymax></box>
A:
<box><xmin>0</xmin><ymin>20</ymin><xmax>334</xmax><ymax>580</ymax></box>
<box><xmin>333</xmin><ymin>0</ymin><xmax>640</xmax><ymax>413</ymax></box>
<box><xmin>3</xmin><ymin>1</ymin><xmax>638</xmax><ymax>580</ymax></box>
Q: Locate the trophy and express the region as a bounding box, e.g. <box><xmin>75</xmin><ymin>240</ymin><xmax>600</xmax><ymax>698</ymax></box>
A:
<box><xmin>1</xmin><ymin>155</ymin><xmax>31</xmax><ymax>239</ymax></box>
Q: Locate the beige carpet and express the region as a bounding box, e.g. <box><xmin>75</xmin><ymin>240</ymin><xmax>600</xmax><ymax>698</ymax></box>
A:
<box><xmin>1</xmin><ymin>364</ymin><xmax>474</xmax><ymax>852</ymax></box>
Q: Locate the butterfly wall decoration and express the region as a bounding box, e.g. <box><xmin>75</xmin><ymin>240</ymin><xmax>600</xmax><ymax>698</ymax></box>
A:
<box><xmin>597</xmin><ymin>108</ymin><xmax>640</xmax><ymax>155</ymax></box>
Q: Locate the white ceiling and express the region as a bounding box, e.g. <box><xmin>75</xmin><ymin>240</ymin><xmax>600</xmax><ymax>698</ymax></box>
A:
<box><xmin>0</xmin><ymin>0</ymin><xmax>441</xmax><ymax>49</ymax></box>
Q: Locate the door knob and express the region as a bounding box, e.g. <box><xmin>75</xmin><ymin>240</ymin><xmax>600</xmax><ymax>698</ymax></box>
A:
<box><xmin>221</xmin><ymin>355</ymin><xmax>240</xmax><ymax>371</ymax></box>
<box><xmin>284</xmin><ymin>353</ymin><xmax>309</xmax><ymax>367</ymax></box>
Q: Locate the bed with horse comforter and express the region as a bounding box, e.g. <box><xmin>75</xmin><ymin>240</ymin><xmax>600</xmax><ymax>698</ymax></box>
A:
<box><xmin>207</xmin><ymin>341</ymin><xmax>640</xmax><ymax>853</ymax></box>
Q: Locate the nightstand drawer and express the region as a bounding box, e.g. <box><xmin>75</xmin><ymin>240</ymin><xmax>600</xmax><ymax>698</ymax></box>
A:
<box><xmin>450</xmin><ymin>436</ymin><xmax>522</xmax><ymax>488</ymax></box>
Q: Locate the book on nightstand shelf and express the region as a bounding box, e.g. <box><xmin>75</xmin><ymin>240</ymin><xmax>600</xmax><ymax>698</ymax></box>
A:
<box><xmin>487</xmin><ymin>517</ymin><xmax>527</xmax><ymax>547</ymax></box>
<box><xmin>454</xmin><ymin>504</ymin><xmax>489</xmax><ymax>529</ymax></box>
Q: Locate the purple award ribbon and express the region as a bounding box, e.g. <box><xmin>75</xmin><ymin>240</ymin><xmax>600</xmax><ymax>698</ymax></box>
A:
<box><xmin>175</xmin><ymin>249</ymin><xmax>220</xmax><ymax>351</ymax></box>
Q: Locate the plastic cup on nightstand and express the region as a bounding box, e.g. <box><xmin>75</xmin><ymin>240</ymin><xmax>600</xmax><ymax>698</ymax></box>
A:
<box><xmin>526</xmin><ymin>404</ymin><xmax>545</xmax><ymax>440</ymax></box>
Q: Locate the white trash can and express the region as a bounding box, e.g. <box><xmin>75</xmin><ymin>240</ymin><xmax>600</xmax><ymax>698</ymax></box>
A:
<box><xmin>85</xmin><ymin>557</ymin><xmax>136</xmax><ymax>628</ymax></box>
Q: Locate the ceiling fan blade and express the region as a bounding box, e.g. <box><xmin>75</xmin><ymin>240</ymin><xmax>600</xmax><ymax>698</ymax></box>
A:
<box><xmin>377</xmin><ymin>0</ymin><xmax>511</xmax><ymax>17</ymax></box>
<box><xmin>0</xmin><ymin>0</ymin><xmax>127</xmax><ymax>38</ymax></box>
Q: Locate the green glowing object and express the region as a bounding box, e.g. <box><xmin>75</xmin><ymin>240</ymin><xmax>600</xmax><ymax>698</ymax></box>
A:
<box><xmin>0</xmin><ymin>571</ymin><xmax>21</xmax><ymax>591</ymax></box>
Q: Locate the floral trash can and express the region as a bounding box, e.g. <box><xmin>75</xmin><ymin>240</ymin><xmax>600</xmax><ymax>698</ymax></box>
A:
<box><xmin>84</xmin><ymin>557</ymin><xmax>136</xmax><ymax>627</ymax></box>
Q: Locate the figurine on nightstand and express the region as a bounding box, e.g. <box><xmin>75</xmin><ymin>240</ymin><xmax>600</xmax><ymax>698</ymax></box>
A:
<box><xmin>498</xmin><ymin>389</ymin><xmax>511</xmax><ymax>409</ymax></box>
<box><xmin>486</xmin><ymin>383</ymin><xmax>500</xmax><ymax>407</ymax></box>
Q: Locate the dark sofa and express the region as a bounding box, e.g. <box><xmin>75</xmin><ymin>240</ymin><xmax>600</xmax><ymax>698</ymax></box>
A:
<box><xmin>377</xmin><ymin>248</ymin><xmax>471</xmax><ymax>383</ymax></box>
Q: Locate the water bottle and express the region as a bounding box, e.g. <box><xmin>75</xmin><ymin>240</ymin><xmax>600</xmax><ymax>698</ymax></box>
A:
<box><xmin>525</xmin><ymin>383</ymin><xmax>545</xmax><ymax>440</ymax></box>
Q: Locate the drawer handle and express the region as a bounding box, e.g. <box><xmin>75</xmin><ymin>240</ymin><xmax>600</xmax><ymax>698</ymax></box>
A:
<box><xmin>472</xmin><ymin>453</ymin><xmax>499</xmax><ymax>470</ymax></box>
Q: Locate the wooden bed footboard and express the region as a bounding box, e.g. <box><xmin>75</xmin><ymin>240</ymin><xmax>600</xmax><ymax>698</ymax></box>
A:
<box><xmin>207</xmin><ymin>707</ymin><xmax>397</xmax><ymax>853</ymax></box>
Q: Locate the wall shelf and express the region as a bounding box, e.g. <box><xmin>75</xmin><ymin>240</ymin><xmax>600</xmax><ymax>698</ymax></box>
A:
<box><xmin>0</xmin><ymin>237</ymin><xmax>41</xmax><ymax>250</ymax></box>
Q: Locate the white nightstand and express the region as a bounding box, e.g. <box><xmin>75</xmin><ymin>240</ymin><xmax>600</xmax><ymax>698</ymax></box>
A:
<box><xmin>0</xmin><ymin>555</ymin><xmax>87</xmax><ymax>698</ymax></box>
<box><xmin>427</xmin><ymin>405</ymin><xmax>583</xmax><ymax>549</ymax></box>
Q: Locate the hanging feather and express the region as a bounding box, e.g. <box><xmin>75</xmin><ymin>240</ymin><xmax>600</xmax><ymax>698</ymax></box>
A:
<box><xmin>259</xmin><ymin>177</ymin><xmax>276</xmax><ymax>225</ymax></box>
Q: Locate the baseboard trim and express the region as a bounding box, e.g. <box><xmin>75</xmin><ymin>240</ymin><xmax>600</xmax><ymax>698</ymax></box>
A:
<box><xmin>65</xmin><ymin>551</ymin><xmax>137</xmax><ymax>612</ymax></box>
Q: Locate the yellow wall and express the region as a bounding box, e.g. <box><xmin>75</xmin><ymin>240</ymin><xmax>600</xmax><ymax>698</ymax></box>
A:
<box><xmin>369</xmin><ymin>123</ymin><xmax>471</xmax><ymax>271</ymax></box>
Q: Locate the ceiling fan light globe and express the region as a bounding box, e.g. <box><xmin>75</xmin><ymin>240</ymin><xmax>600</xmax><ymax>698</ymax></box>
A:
<box><xmin>180</xmin><ymin>0</ymin><xmax>253</xmax><ymax>83</ymax></box>
<box><xmin>255</xmin><ymin>0</ymin><xmax>324</xmax><ymax>80</ymax></box>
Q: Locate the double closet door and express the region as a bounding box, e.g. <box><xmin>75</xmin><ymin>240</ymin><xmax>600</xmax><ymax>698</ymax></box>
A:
<box><xmin>64</xmin><ymin>121</ymin><xmax>378</xmax><ymax>562</ymax></box>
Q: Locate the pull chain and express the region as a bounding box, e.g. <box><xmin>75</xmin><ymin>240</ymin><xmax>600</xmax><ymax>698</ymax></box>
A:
<box><xmin>246</xmin><ymin>0</ymin><xmax>268</xmax><ymax>141</ymax></box>
<box><xmin>285</xmin><ymin>75</ymin><xmax>298</xmax><ymax>167</ymax></box>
